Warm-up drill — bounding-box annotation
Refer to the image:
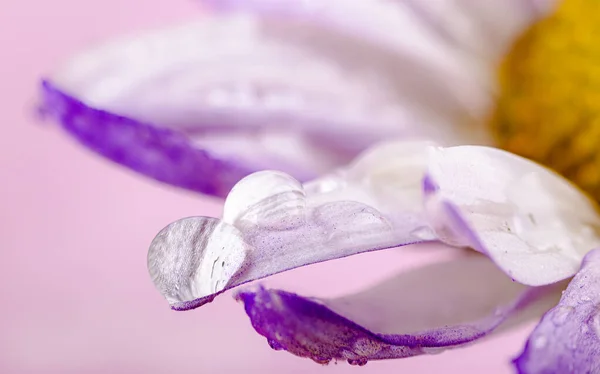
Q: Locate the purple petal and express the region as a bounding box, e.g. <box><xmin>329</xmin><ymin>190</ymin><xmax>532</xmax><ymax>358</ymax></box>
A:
<box><xmin>236</xmin><ymin>254</ymin><xmax>563</xmax><ymax>365</ymax></box>
<box><xmin>514</xmin><ymin>249</ymin><xmax>600</xmax><ymax>374</ymax></box>
<box><xmin>41</xmin><ymin>81</ymin><xmax>250</xmax><ymax>197</ymax></box>
<box><xmin>41</xmin><ymin>14</ymin><xmax>483</xmax><ymax>197</ymax></box>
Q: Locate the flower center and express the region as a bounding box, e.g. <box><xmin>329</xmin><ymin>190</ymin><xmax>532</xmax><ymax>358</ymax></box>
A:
<box><xmin>490</xmin><ymin>0</ymin><xmax>600</xmax><ymax>200</ymax></box>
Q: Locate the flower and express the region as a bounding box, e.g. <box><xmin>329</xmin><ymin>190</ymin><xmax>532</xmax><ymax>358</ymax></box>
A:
<box><xmin>41</xmin><ymin>0</ymin><xmax>600</xmax><ymax>373</ymax></box>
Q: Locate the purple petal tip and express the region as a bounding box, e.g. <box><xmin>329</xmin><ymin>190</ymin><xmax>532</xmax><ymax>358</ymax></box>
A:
<box><xmin>39</xmin><ymin>80</ymin><xmax>252</xmax><ymax>198</ymax></box>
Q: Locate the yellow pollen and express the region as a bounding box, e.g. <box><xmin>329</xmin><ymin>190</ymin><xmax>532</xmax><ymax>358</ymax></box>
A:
<box><xmin>490</xmin><ymin>0</ymin><xmax>600</xmax><ymax>201</ymax></box>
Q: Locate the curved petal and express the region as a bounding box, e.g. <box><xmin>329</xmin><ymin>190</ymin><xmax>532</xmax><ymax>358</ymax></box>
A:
<box><xmin>236</xmin><ymin>254</ymin><xmax>563</xmax><ymax>365</ymax></box>
<box><xmin>200</xmin><ymin>0</ymin><xmax>558</xmax><ymax>111</ymax></box>
<box><xmin>40</xmin><ymin>82</ymin><xmax>249</xmax><ymax>197</ymax></box>
<box><xmin>513</xmin><ymin>248</ymin><xmax>600</xmax><ymax>374</ymax></box>
<box><xmin>148</xmin><ymin>143</ymin><xmax>437</xmax><ymax>310</ymax></box>
<box><xmin>148</xmin><ymin>141</ymin><xmax>600</xmax><ymax>310</ymax></box>
<box><xmin>424</xmin><ymin>146</ymin><xmax>600</xmax><ymax>286</ymax></box>
<box><xmin>40</xmin><ymin>12</ymin><xmax>482</xmax><ymax>197</ymax></box>
<box><xmin>148</xmin><ymin>142</ymin><xmax>600</xmax><ymax>310</ymax></box>
<box><xmin>201</xmin><ymin>0</ymin><xmax>493</xmax><ymax>121</ymax></box>
<box><xmin>399</xmin><ymin>0</ymin><xmax>558</xmax><ymax>61</ymax></box>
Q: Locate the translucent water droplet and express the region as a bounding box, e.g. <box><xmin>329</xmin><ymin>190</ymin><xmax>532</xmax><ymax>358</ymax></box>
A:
<box><xmin>532</xmin><ymin>335</ymin><xmax>548</xmax><ymax>349</ymax></box>
<box><xmin>551</xmin><ymin>306</ymin><xmax>574</xmax><ymax>326</ymax></box>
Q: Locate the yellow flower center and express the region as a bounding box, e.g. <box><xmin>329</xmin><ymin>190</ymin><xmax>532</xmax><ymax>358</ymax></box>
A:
<box><xmin>490</xmin><ymin>0</ymin><xmax>600</xmax><ymax>200</ymax></box>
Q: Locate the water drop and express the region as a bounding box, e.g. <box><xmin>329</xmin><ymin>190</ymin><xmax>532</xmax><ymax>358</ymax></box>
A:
<box><xmin>580</xmin><ymin>295</ymin><xmax>592</xmax><ymax>302</ymax></box>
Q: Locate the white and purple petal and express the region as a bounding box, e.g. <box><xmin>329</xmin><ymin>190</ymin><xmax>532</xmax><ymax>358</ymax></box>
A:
<box><xmin>513</xmin><ymin>248</ymin><xmax>600</xmax><ymax>374</ymax></box>
<box><xmin>149</xmin><ymin>141</ymin><xmax>600</xmax><ymax>311</ymax></box>
<box><xmin>424</xmin><ymin>146</ymin><xmax>600</xmax><ymax>286</ymax></box>
<box><xmin>41</xmin><ymin>10</ymin><xmax>487</xmax><ymax>197</ymax></box>
<box><xmin>237</xmin><ymin>254</ymin><xmax>563</xmax><ymax>365</ymax></box>
<box><xmin>148</xmin><ymin>144</ymin><xmax>437</xmax><ymax>310</ymax></box>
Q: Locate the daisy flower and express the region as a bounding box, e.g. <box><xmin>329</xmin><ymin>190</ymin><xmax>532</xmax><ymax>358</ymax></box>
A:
<box><xmin>41</xmin><ymin>1</ymin><xmax>600</xmax><ymax>372</ymax></box>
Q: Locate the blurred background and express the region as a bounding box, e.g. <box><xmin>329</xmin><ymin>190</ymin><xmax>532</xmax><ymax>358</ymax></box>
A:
<box><xmin>1</xmin><ymin>1</ymin><xmax>538</xmax><ymax>373</ymax></box>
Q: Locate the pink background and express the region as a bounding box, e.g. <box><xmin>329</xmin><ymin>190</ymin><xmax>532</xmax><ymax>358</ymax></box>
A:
<box><xmin>1</xmin><ymin>1</ymin><xmax>534</xmax><ymax>373</ymax></box>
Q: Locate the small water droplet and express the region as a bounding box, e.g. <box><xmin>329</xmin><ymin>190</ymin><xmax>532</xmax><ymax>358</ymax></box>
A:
<box><xmin>347</xmin><ymin>358</ymin><xmax>368</xmax><ymax>366</ymax></box>
<box><xmin>532</xmin><ymin>335</ymin><xmax>547</xmax><ymax>349</ymax></box>
<box><xmin>580</xmin><ymin>295</ymin><xmax>592</xmax><ymax>302</ymax></box>
<box><xmin>551</xmin><ymin>306</ymin><xmax>574</xmax><ymax>326</ymax></box>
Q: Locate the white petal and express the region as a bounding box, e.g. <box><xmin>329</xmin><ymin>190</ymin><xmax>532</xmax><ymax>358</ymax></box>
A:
<box><xmin>426</xmin><ymin>146</ymin><xmax>600</xmax><ymax>285</ymax></box>
<box><xmin>46</xmin><ymin>14</ymin><xmax>482</xmax><ymax>188</ymax></box>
